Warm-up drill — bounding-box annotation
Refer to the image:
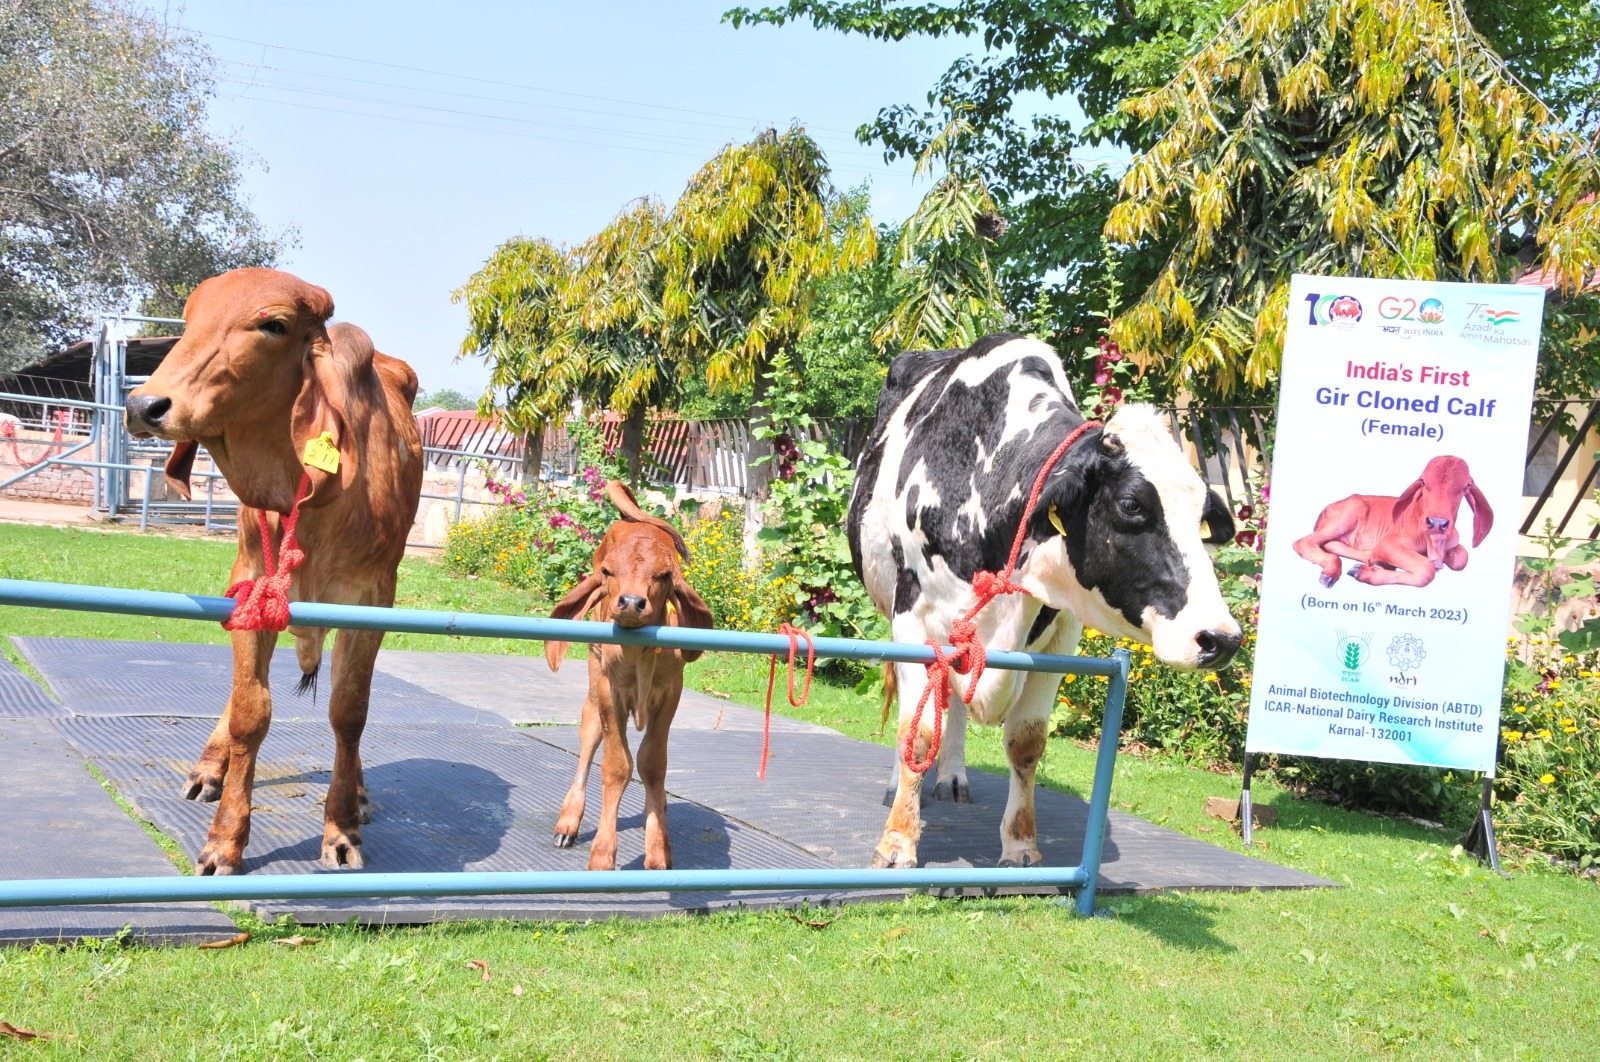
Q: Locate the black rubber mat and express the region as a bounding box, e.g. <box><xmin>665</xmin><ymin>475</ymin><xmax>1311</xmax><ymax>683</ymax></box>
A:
<box><xmin>13</xmin><ymin>637</ymin><xmax>502</xmax><ymax>726</ymax></box>
<box><xmin>0</xmin><ymin>655</ymin><xmax>65</xmax><ymax>719</ymax></box>
<box><xmin>377</xmin><ymin>649</ymin><xmax>841</xmax><ymax>734</ymax></box>
<box><xmin>532</xmin><ymin>725</ymin><xmax>1330</xmax><ymax>894</ymax></box>
<box><xmin>53</xmin><ymin>716</ymin><xmax>900</xmax><ymax>923</ymax></box>
<box><xmin>0</xmin><ymin>719</ymin><xmax>240</xmax><ymax>945</ymax></box>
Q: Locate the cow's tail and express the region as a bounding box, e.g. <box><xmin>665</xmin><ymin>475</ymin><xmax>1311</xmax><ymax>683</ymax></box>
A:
<box><xmin>878</xmin><ymin>663</ymin><xmax>897</xmax><ymax>735</ymax></box>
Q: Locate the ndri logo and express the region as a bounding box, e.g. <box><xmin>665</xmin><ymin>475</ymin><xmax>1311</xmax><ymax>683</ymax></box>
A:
<box><xmin>1304</xmin><ymin>293</ymin><xmax>1363</xmax><ymax>328</ymax></box>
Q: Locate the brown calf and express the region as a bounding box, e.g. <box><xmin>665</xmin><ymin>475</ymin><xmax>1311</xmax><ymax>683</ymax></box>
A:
<box><xmin>125</xmin><ymin>267</ymin><xmax>423</xmax><ymax>875</ymax></box>
<box><xmin>1293</xmin><ymin>454</ymin><xmax>1492</xmax><ymax>589</ymax></box>
<box><xmin>543</xmin><ymin>482</ymin><xmax>713</xmax><ymax>870</ymax></box>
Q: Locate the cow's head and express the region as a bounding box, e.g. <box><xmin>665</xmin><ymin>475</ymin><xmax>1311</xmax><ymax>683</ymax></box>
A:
<box><xmin>1025</xmin><ymin>405</ymin><xmax>1242</xmax><ymax>670</ymax></box>
<box><xmin>124</xmin><ymin>268</ymin><xmax>349</xmax><ymax>508</ymax></box>
<box><xmin>1393</xmin><ymin>455</ymin><xmax>1491</xmax><ymax>548</ymax></box>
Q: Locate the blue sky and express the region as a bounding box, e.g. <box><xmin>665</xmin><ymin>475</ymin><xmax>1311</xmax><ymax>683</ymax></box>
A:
<box><xmin>170</xmin><ymin>1</ymin><xmax>981</xmax><ymax>399</ymax></box>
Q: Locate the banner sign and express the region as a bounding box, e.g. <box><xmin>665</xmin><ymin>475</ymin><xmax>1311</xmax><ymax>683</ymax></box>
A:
<box><xmin>1246</xmin><ymin>275</ymin><xmax>1544</xmax><ymax>774</ymax></box>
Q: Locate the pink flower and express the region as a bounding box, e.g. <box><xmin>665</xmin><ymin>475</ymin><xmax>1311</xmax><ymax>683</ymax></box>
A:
<box><xmin>1094</xmin><ymin>369</ymin><xmax>1112</xmax><ymax>386</ymax></box>
<box><xmin>1102</xmin><ymin>385</ymin><xmax>1123</xmax><ymax>406</ymax></box>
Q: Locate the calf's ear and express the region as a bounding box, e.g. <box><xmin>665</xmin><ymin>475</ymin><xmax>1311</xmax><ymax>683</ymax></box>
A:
<box><xmin>1391</xmin><ymin>478</ymin><xmax>1425</xmax><ymax>522</ymax></box>
<box><xmin>670</xmin><ymin>573</ymin><xmax>715</xmax><ymax>663</ymax></box>
<box><xmin>1465</xmin><ymin>480</ymin><xmax>1493</xmax><ymax>547</ymax></box>
<box><xmin>545</xmin><ymin>573</ymin><xmax>606</xmax><ymax>671</ymax></box>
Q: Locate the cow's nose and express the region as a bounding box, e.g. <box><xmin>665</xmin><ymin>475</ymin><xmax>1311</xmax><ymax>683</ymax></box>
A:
<box><xmin>1425</xmin><ymin>516</ymin><xmax>1450</xmax><ymax>532</ymax></box>
<box><xmin>1194</xmin><ymin>627</ymin><xmax>1242</xmax><ymax>669</ymax></box>
<box><xmin>125</xmin><ymin>394</ymin><xmax>172</xmax><ymax>434</ymax></box>
<box><xmin>616</xmin><ymin>594</ymin><xmax>647</xmax><ymax>615</ymax></box>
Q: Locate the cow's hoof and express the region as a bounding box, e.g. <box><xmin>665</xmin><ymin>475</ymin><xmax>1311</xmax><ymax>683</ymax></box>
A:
<box><xmin>1318</xmin><ymin>573</ymin><xmax>1337</xmax><ymax>589</ymax></box>
<box><xmin>998</xmin><ymin>852</ymin><xmax>1040</xmax><ymax>869</ymax></box>
<box><xmin>586</xmin><ymin>851</ymin><xmax>617</xmax><ymax>872</ymax></box>
<box><xmin>933</xmin><ymin>777</ymin><xmax>971</xmax><ymax>804</ymax></box>
<box><xmin>552</xmin><ymin>830</ymin><xmax>577</xmax><ymax>849</ymax></box>
<box><xmin>182</xmin><ymin>770</ymin><xmax>223</xmax><ymax>803</ymax></box>
<box><xmin>320</xmin><ymin>831</ymin><xmax>364</xmax><ymax>870</ymax></box>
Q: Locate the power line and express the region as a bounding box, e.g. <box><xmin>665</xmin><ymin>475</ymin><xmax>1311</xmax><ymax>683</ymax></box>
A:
<box><xmin>210</xmin><ymin>64</ymin><xmax>888</xmax><ymax>162</ymax></box>
<box><xmin>214</xmin><ymin>90</ymin><xmax>895</xmax><ymax>179</ymax></box>
<box><xmin>192</xmin><ymin>26</ymin><xmax>868</xmax><ymax>139</ymax></box>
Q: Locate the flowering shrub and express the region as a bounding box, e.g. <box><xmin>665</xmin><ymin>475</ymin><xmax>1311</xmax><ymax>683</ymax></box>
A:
<box><xmin>442</xmin><ymin>424</ymin><xmax>621</xmax><ymax>601</ymax></box>
<box><xmin>681</xmin><ymin>508</ymin><xmax>796</xmax><ymax>633</ymax></box>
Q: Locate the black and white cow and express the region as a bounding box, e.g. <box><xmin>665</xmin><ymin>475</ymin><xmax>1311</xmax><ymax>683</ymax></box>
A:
<box><xmin>847</xmin><ymin>333</ymin><xmax>1242</xmax><ymax>868</ymax></box>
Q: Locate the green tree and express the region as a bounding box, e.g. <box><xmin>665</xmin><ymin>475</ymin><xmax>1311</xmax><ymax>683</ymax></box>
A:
<box><xmin>412</xmin><ymin>388</ymin><xmax>477</xmax><ymax>411</ymax></box>
<box><xmin>658</xmin><ymin>126</ymin><xmax>876</xmax><ymax>496</ymax></box>
<box><xmin>726</xmin><ymin>0</ymin><xmax>1600</xmax><ymax>393</ymax></box>
<box><xmin>0</xmin><ymin>0</ymin><xmax>283</xmax><ymax>371</ymax></box>
<box><xmin>454</xmin><ymin>237</ymin><xmax>574</xmax><ymax>483</ymax></box>
<box><xmin>875</xmin><ymin>118</ymin><xmax>1011</xmax><ymax>352</ymax></box>
<box><xmin>565</xmin><ymin>197</ymin><xmax>677</xmax><ymax>482</ymax></box>
<box><xmin>1104</xmin><ymin>0</ymin><xmax>1600</xmax><ymax>397</ymax></box>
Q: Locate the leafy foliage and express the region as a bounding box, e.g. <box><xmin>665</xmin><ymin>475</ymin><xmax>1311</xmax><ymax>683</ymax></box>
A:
<box><xmin>659</xmin><ymin>126</ymin><xmax>878</xmax><ymax>394</ymax></box>
<box><xmin>1105</xmin><ymin>0</ymin><xmax>1600</xmax><ymax>398</ymax></box>
<box><xmin>754</xmin><ymin>353</ymin><xmax>887</xmax><ymax>649</ymax></box>
<box><xmin>680</xmin><ymin>507</ymin><xmax>796</xmax><ymax>632</ymax></box>
<box><xmin>875</xmin><ymin>120</ymin><xmax>1011</xmax><ymax>351</ymax></box>
<box><xmin>0</xmin><ymin>0</ymin><xmax>283</xmax><ymax>370</ymax></box>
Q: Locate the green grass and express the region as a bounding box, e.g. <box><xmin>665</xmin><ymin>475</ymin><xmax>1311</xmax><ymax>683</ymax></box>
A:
<box><xmin>2</xmin><ymin>520</ymin><xmax>1598</xmax><ymax>1059</ymax></box>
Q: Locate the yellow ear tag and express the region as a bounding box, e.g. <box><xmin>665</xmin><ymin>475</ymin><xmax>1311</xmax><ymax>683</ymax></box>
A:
<box><xmin>302</xmin><ymin>432</ymin><xmax>340</xmax><ymax>475</ymax></box>
<box><xmin>665</xmin><ymin>600</ymin><xmax>677</xmax><ymax>617</ymax></box>
<box><xmin>1047</xmin><ymin>505</ymin><xmax>1068</xmax><ymax>538</ymax></box>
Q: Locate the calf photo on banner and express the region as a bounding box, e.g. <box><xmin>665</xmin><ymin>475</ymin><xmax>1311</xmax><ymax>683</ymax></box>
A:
<box><xmin>1247</xmin><ymin>274</ymin><xmax>1544</xmax><ymax>778</ymax></box>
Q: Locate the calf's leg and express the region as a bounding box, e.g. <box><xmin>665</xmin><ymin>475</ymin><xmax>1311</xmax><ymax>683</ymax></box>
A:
<box><xmin>637</xmin><ymin>675</ymin><xmax>681</xmax><ymax>871</ymax></box>
<box><xmin>588</xmin><ymin>696</ymin><xmax>633</xmax><ymax>871</ymax></box>
<box><xmin>554</xmin><ymin>689</ymin><xmax>603</xmax><ymax>848</ymax></box>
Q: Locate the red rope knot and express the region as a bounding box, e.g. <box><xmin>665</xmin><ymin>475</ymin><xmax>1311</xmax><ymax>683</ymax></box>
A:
<box><xmin>222</xmin><ymin>473</ymin><xmax>312</xmax><ymax>633</ymax></box>
<box><xmin>759</xmin><ymin>622</ymin><xmax>815</xmax><ymax>780</ymax></box>
<box><xmin>898</xmin><ymin>419</ymin><xmax>1102</xmax><ymax>776</ymax></box>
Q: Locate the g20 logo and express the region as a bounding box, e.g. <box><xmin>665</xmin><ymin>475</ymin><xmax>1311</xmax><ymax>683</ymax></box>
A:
<box><xmin>1378</xmin><ymin>296</ymin><xmax>1445</xmax><ymax>324</ymax></box>
<box><xmin>1304</xmin><ymin>293</ymin><xmax>1363</xmax><ymax>327</ymax></box>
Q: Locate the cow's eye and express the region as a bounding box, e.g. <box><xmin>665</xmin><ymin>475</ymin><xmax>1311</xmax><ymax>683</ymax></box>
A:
<box><xmin>259</xmin><ymin>319</ymin><xmax>289</xmax><ymax>336</ymax></box>
<box><xmin>1117</xmin><ymin>497</ymin><xmax>1144</xmax><ymax>518</ymax></box>
<box><xmin>600</xmin><ymin>567</ymin><xmax>613</xmax><ymax>578</ymax></box>
<box><xmin>653</xmin><ymin>571</ymin><xmax>671</xmax><ymax>582</ymax></box>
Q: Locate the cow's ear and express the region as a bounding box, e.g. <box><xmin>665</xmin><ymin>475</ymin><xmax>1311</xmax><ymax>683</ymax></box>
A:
<box><xmin>1034</xmin><ymin>435</ymin><xmax>1100</xmax><ymax>539</ymax></box>
<box><xmin>1202</xmin><ymin>490</ymin><xmax>1235</xmax><ymax>545</ymax></box>
<box><xmin>1098</xmin><ymin>429</ymin><xmax>1125</xmax><ymax>460</ymax></box>
<box><xmin>290</xmin><ymin>325</ymin><xmax>360</xmax><ymax>508</ymax></box>
<box><xmin>670</xmin><ymin>573</ymin><xmax>715</xmax><ymax>663</ymax></box>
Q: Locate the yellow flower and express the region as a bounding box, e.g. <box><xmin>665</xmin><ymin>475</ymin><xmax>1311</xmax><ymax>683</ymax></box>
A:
<box><xmin>1548</xmin><ymin>679</ymin><xmax>1562</xmax><ymax>690</ymax></box>
<box><xmin>1504</xmin><ymin>730</ymin><xmax>1523</xmax><ymax>742</ymax></box>
<box><xmin>1514</xmin><ymin>704</ymin><xmax>1526</xmax><ymax>714</ymax></box>
<box><xmin>1560</xmin><ymin>718</ymin><xmax>1575</xmax><ymax>727</ymax></box>
<box><xmin>1539</xmin><ymin>773</ymin><xmax>1555</xmax><ymax>785</ymax></box>
<box><xmin>1537</xmin><ymin>729</ymin><xmax>1552</xmax><ymax>739</ymax></box>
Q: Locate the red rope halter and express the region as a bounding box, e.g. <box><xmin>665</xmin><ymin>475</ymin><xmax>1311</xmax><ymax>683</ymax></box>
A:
<box><xmin>221</xmin><ymin>472</ymin><xmax>313</xmax><ymax>633</ymax></box>
<box><xmin>760</xmin><ymin>622</ymin><xmax>815</xmax><ymax>780</ymax></box>
<box><xmin>900</xmin><ymin>419</ymin><xmax>1102</xmax><ymax>774</ymax></box>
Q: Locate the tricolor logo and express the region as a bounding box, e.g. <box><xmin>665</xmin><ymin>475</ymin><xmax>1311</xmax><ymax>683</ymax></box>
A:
<box><xmin>1484</xmin><ymin>309</ymin><xmax>1521</xmax><ymax>326</ymax></box>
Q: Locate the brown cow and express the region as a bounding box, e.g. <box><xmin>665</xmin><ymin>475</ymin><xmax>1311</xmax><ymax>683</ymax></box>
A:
<box><xmin>543</xmin><ymin>482</ymin><xmax>713</xmax><ymax>870</ymax></box>
<box><xmin>124</xmin><ymin>268</ymin><xmax>423</xmax><ymax>875</ymax></box>
<box><xmin>1293</xmin><ymin>454</ymin><xmax>1492</xmax><ymax>589</ymax></box>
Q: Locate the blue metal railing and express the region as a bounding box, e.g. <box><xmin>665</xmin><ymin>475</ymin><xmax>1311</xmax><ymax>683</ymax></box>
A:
<box><xmin>0</xmin><ymin>578</ymin><xmax>1131</xmax><ymax>915</ymax></box>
